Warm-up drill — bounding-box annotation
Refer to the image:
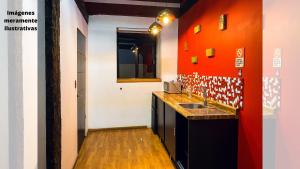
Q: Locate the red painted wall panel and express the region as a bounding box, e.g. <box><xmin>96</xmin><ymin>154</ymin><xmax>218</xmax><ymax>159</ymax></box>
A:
<box><xmin>178</xmin><ymin>0</ymin><xmax>262</xmax><ymax>169</ymax></box>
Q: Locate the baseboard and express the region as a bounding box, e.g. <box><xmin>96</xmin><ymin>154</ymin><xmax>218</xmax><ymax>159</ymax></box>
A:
<box><xmin>88</xmin><ymin>126</ymin><xmax>148</xmax><ymax>132</ymax></box>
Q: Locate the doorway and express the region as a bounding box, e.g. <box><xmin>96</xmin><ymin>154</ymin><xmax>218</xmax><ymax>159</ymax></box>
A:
<box><xmin>77</xmin><ymin>29</ymin><xmax>86</xmax><ymax>152</ymax></box>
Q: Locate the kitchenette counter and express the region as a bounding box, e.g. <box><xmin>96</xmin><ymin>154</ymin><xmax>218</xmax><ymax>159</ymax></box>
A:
<box><xmin>153</xmin><ymin>91</ymin><xmax>238</xmax><ymax>120</ymax></box>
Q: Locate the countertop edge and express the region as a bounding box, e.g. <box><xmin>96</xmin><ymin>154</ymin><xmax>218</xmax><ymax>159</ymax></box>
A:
<box><xmin>153</xmin><ymin>91</ymin><xmax>238</xmax><ymax>120</ymax></box>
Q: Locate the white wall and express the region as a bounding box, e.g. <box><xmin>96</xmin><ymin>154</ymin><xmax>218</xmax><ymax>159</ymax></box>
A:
<box><xmin>23</xmin><ymin>0</ymin><xmax>38</xmax><ymax>168</ymax></box>
<box><xmin>88</xmin><ymin>15</ymin><xmax>178</xmax><ymax>129</ymax></box>
<box><xmin>0</xmin><ymin>0</ymin><xmax>9</xmax><ymax>168</ymax></box>
<box><xmin>37</xmin><ymin>0</ymin><xmax>46</xmax><ymax>168</ymax></box>
<box><xmin>1</xmin><ymin>0</ymin><xmax>38</xmax><ymax>168</ymax></box>
<box><xmin>60</xmin><ymin>0</ymin><xmax>88</xmax><ymax>169</ymax></box>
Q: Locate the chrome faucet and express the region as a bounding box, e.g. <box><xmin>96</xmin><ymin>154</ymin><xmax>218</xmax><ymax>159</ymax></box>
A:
<box><xmin>186</xmin><ymin>85</ymin><xmax>193</xmax><ymax>98</ymax></box>
<box><xmin>201</xmin><ymin>87</ymin><xmax>208</xmax><ymax>107</ymax></box>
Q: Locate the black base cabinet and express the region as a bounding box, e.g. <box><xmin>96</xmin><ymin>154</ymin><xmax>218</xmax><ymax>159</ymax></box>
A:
<box><xmin>151</xmin><ymin>95</ymin><xmax>158</xmax><ymax>134</ymax></box>
<box><xmin>176</xmin><ymin>113</ymin><xmax>188</xmax><ymax>169</ymax></box>
<box><xmin>152</xmin><ymin>94</ymin><xmax>238</xmax><ymax>169</ymax></box>
<box><xmin>164</xmin><ymin>104</ymin><xmax>176</xmax><ymax>160</ymax></box>
<box><xmin>157</xmin><ymin>97</ymin><xmax>165</xmax><ymax>142</ymax></box>
<box><xmin>187</xmin><ymin>118</ymin><xmax>238</xmax><ymax>169</ymax></box>
<box><xmin>176</xmin><ymin>114</ymin><xmax>238</xmax><ymax>169</ymax></box>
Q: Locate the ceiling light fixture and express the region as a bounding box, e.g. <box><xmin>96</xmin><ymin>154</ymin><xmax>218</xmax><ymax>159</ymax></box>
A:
<box><xmin>156</xmin><ymin>0</ymin><xmax>176</xmax><ymax>26</ymax></box>
<box><xmin>148</xmin><ymin>0</ymin><xmax>176</xmax><ymax>35</ymax></box>
<box><xmin>148</xmin><ymin>21</ymin><xmax>163</xmax><ymax>36</ymax></box>
<box><xmin>131</xmin><ymin>45</ymin><xmax>139</xmax><ymax>54</ymax></box>
<box><xmin>157</xmin><ymin>9</ymin><xmax>175</xmax><ymax>26</ymax></box>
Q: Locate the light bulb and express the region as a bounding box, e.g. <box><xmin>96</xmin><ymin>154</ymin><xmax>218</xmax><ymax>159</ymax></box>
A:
<box><xmin>157</xmin><ymin>9</ymin><xmax>175</xmax><ymax>26</ymax></box>
<box><xmin>163</xmin><ymin>17</ymin><xmax>170</xmax><ymax>24</ymax></box>
<box><xmin>152</xmin><ymin>28</ymin><xmax>159</xmax><ymax>35</ymax></box>
<box><xmin>148</xmin><ymin>21</ymin><xmax>162</xmax><ymax>35</ymax></box>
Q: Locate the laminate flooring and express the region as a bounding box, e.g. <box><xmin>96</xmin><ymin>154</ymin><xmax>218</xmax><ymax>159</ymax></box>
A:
<box><xmin>74</xmin><ymin>128</ymin><xmax>175</xmax><ymax>169</ymax></box>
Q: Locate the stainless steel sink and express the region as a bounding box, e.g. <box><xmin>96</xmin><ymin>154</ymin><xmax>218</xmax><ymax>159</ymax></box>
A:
<box><xmin>179</xmin><ymin>103</ymin><xmax>212</xmax><ymax>109</ymax></box>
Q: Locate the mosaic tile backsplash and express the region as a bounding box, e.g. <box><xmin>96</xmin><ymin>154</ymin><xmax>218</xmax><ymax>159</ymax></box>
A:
<box><xmin>263</xmin><ymin>77</ymin><xmax>281</xmax><ymax>110</ymax></box>
<box><xmin>177</xmin><ymin>72</ymin><xmax>244</xmax><ymax>109</ymax></box>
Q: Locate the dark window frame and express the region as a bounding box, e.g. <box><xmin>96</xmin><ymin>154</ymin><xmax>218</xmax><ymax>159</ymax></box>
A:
<box><xmin>116</xmin><ymin>28</ymin><xmax>158</xmax><ymax>80</ymax></box>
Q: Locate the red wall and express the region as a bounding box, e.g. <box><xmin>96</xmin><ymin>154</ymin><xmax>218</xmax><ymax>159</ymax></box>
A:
<box><xmin>178</xmin><ymin>0</ymin><xmax>262</xmax><ymax>169</ymax></box>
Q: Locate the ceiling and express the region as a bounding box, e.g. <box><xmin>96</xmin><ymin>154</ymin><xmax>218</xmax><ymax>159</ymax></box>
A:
<box><xmin>83</xmin><ymin>0</ymin><xmax>181</xmax><ymax>17</ymax></box>
<box><xmin>75</xmin><ymin>0</ymin><xmax>197</xmax><ymax>22</ymax></box>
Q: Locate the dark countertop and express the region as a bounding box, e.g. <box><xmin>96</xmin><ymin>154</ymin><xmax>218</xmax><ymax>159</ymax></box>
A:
<box><xmin>153</xmin><ymin>91</ymin><xmax>238</xmax><ymax>120</ymax></box>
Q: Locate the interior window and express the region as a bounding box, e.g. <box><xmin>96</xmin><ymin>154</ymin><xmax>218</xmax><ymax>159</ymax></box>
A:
<box><xmin>117</xmin><ymin>30</ymin><xmax>157</xmax><ymax>79</ymax></box>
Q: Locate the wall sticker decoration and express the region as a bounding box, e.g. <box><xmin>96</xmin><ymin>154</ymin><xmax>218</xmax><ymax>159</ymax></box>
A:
<box><xmin>206</xmin><ymin>48</ymin><xmax>215</xmax><ymax>57</ymax></box>
<box><xmin>219</xmin><ymin>14</ymin><xmax>227</xmax><ymax>31</ymax></box>
<box><xmin>191</xmin><ymin>56</ymin><xmax>198</xmax><ymax>64</ymax></box>
<box><xmin>194</xmin><ymin>25</ymin><xmax>201</xmax><ymax>34</ymax></box>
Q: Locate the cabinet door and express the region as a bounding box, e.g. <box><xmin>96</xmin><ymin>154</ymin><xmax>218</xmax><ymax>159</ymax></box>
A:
<box><xmin>157</xmin><ymin>98</ymin><xmax>165</xmax><ymax>141</ymax></box>
<box><xmin>151</xmin><ymin>95</ymin><xmax>158</xmax><ymax>134</ymax></box>
<box><xmin>188</xmin><ymin>120</ymin><xmax>238</xmax><ymax>169</ymax></box>
<box><xmin>164</xmin><ymin>104</ymin><xmax>176</xmax><ymax>160</ymax></box>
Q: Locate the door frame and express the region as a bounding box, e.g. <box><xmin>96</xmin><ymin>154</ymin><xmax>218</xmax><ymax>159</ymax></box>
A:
<box><xmin>77</xmin><ymin>28</ymin><xmax>89</xmax><ymax>136</ymax></box>
<box><xmin>44</xmin><ymin>0</ymin><xmax>61</xmax><ymax>168</ymax></box>
<box><xmin>76</xmin><ymin>28</ymin><xmax>87</xmax><ymax>152</ymax></box>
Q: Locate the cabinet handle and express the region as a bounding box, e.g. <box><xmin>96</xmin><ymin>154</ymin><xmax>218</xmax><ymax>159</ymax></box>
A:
<box><xmin>174</xmin><ymin>128</ymin><xmax>176</xmax><ymax>136</ymax></box>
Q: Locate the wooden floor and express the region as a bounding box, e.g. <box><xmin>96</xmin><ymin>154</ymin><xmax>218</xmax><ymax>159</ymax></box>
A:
<box><xmin>74</xmin><ymin>128</ymin><xmax>175</xmax><ymax>169</ymax></box>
